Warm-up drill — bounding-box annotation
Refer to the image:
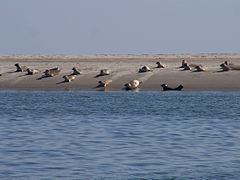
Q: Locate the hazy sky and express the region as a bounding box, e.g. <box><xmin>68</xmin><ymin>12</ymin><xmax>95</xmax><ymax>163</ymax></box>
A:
<box><xmin>0</xmin><ymin>0</ymin><xmax>240</xmax><ymax>55</ymax></box>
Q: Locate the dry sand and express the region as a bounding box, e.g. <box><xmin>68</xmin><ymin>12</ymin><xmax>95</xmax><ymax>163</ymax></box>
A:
<box><xmin>0</xmin><ymin>54</ymin><xmax>240</xmax><ymax>91</ymax></box>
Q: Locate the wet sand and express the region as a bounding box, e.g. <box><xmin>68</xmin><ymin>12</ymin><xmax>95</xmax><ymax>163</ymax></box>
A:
<box><xmin>0</xmin><ymin>54</ymin><xmax>240</xmax><ymax>91</ymax></box>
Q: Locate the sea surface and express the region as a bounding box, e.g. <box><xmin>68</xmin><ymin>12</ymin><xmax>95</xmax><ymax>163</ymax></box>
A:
<box><xmin>0</xmin><ymin>91</ymin><xmax>240</xmax><ymax>179</ymax></box>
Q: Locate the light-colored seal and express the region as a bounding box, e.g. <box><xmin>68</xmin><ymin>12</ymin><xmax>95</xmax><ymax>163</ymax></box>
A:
<box><xmin>72</xmin><ymin>67</ymin><xmax>81</xmax><ymax>75</ymax></box>
<box><xmin>125</xmin><ymin>80</ymin><xmax>142</xmax><ymax>90</ymax></box>
<box><xmin>95</xmin><ymin>69</ymin><xmax>110</xmax><ymax>77</ymax></box>
<box><xmin>63</xmin><ymin>75</ymin><xmax>76</xmax><ymax>82</ymax></box>
<box><xmin>156</xmin><ymin>62</ymin><xmax>165</xmax><ymax>68</ymax></box>
<box><xmin>26</xmin><ymin>68</ymin><xmax>39</xmax><ymax>75</ymax></box>
<box><xmin>139</xmin><ymin>66</ymin><xmax>152</xmax><ymax>73</ymax></box>
<box><xmin>97</xmin><ymin>79</ymin><xmax>113</xmax><ymax>87</ymax></box>
<box><xmin>15</xmin><ymin>63</ymin><xmax>28</xmax><ymax>72</ymax></box>
<box><xmin>194</xmin><ymin>65</ymin><xmax>205</xmax><ymax>72</ymax></box>
<box><xmin>44</xmin><ymin>67</ymin><xmax>61</xmax><ymax>77</ymax></box>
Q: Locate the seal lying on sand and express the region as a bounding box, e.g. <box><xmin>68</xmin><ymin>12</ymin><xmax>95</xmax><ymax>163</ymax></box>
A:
<box><xmin>139</xmin><ymin>66</ymin><xmax>152</xmax><ymax>73</ymax></box>
<box><xmin>156</xmin><ymin>62</ymin><xmax>165</xmax><ymax>68</ymax></box>
<box><xmin>72</xmin><ymin>67</ymin><xmax>81</xmax><ymax>75</ymax></box>
<box><xmin>125</xmin><ymin>80</ymin><xmax>142</xmax><ymax>90</ymax></box>
<box><xmin>44</xmin><ymin>67</ymin><xmax>61</xmax><ymax>77</ymax></box>
<box><xmin>26</xmin><ymin>68</ymin><xmax>39</xmax><ymax>75</ymax></box>
<box><xmin>179</xmin><ymin>59</ymin><xmax>187</xmax><ymax>68</ymax></box>
<box><xmin>97</xmin><ymin>79</ymin><xmax>112</xmax><ymax>87</ymax></box>
<box><xmin>220</xmin><ymin>61</ymin><xmax>240</xmax><ymax>71</ymax></box>
<box><xmin>15</xmin><ymin>63</ymin><xmax>28</xmax><ymax>72</ymax></box>
<box><xmin>194</xmin><ymin>65</ymin><xmax>205</xmax><ymax>72</ymax></box>
<box><xmin>182</xmin><ymin>63</ymin><xmax>192</xmax><ymax>70</ymax></box>
<box><xmin>95</xmin><ymin>69</ymin><xmax>110</xmax><ymax>77</ymax></box>
<box><xmin>220</xmin><ymin>63</ymin><xmax>230</xmax><ymax>71</ymax></box>
<box><xmin>63</xmin><ymin>75</ymin><xmax>76</xmax><ymax>82</ymax></box>
<box><xmin>161</xmin><ymin>84</ymin><xmax>184</xmax><ymax>91</ymax></box>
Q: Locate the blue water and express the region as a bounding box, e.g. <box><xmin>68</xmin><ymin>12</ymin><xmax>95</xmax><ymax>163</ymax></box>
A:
<box><xmin>0</xmin><ymin>91</ymin><xmax>240</xmax><ymax>179</ymax></box>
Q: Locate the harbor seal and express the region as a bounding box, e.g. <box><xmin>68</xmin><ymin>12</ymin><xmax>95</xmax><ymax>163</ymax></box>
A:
<box><xmin>72</xmin><ymin>67</ymin><xmax>81</xmax><ymax>75</ymax></box>
<box><xmin>26</xmin><ymin>68</ymin><xmax>39</xmax><ymax>75</ymax></box>
<box><xmin>138</xmin><ymin>66</ymin><xmax>152</xmax><ymax>73</ymax></box>
<box><xmin>95</xmin><ymin>69</ymin><xmax>110</xmax><ymax>77</ymax></box>
<box><xmin>15</xmin><ymin>63</ymin><xmax>28</xmax><ymax>72</ymax></box>
<box><xmin>63</xmin><ymin>75</ymin><xmax>76</xmax><ymax>82</ymax></box>
<box><xmin>156</xmin><ymin>62</ymin><xmax>165</xmax><ymax>68</ymax></box>
<box><xmin>44</xmin><ymin>67</ymin><xmax>61</xmax><ymax>77</ymax></box>
<box><xmin>220</xmin><ymin>61</ymin><xmax>240</xmax><ymax>71</ymax></box>
<box><xmin>161</xmin><ymin>84</ymin><xmax>184</xmax><ymax>91</ymax></box>
<box><xmin>179</xmin><ymin>59</ymin><xmax>187</xmax><ymax>68</ymax></box>
<box><xmin>194</xmin><ymin>65</ymin><xmax>205</xmax><ymax>72</ymax></box>
<box><xmin>220</xmin><ymin>63</ymin><xmax>230</xmax><ymax>71</ymax></box>
<box><xmin>124</xmin><ymin>80</ymin><xmax>142</xmax><ymax>90</ymax></box>
<box><xmin>182</xmin><ymin>63</ymin><xmax>192</xmax><ymax>70</ymax></box>
<box><xmin>97</xmin><ymin>79</ymin><xmax>113</xmax><ymax>87</ymax></box>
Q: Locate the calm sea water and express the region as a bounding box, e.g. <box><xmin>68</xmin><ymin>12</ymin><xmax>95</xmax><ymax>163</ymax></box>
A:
<box><xmin>0</xmin><ymin>91</ymin><xmax>240</xmax><ymax>179</ymax></box>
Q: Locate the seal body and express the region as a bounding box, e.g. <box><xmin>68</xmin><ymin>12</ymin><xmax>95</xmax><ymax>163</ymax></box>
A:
<box><xmin>15</xmin><ymin>63</ymin><xmax>28</xmax><ymax>72</ymax></box>
<box><xmin>72</xmin><ymin>67</ymin><xmax>81</xmax><ymax>75</ymax></box>
<box><xmin>44</xmin><ymin>67</ymin><xmax>61</xmax><ymax>77</ymax></box>
<box><xmin>26</xmin><ymin>68</ymin><xmax>39</xmax><ymax>75</ymax></box>
<box><xmin>63</xmin><ymin>75</ymin><xmax>76</xmax><ymax>82</ymax></box>
<box><xmin>125</xmin><ymin>80</ymin><xmax>142</xmax><ymax>90</ymax></box>
<box><xmin>139</xmin><ymin>66</ymin><xmax>152</xmax><ymax>73</ymax></box>
<box><xmin>194</xmin><ymin>65</ymin><xmax>205</xmax><ymax>72</ymax></box>
<box><xmin>98</xmin><ymin>79</ymin><xmax>112</xmax><ymax>87</ymax></box>
<box><xmin>161</xmin><ymin>84</ymin><xmax>184</xmax><ymax>91</ymax></box>
<box><xmin>156</xmin><ymin>62</ymin><xmax>165</xmax><ymax>68</ymax></box>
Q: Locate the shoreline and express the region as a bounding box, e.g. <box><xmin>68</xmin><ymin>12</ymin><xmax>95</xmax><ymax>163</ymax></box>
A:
<box><xmin>1</xmin><ymin>54</ymin><xmax>240</xmax><ymax>91</ymax></box>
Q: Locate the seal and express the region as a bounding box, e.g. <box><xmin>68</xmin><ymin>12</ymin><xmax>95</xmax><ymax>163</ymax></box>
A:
<box><xmin>63</xmin><ymin>75</ymin><xmax>76</xmax><ymax>82</ymax></box>
<box><xmin>95</xmin><ymin>69</ymin><xmax>110</xmax><ymax>77</ymax></box>
<box><xmin>26</xmin><ymin>68</ymin><xmax>39</xmax><ymax>75</ymax></box>
<box><xmin>139</xmin><ymin>66</ymin><xmax>152</xmax><ymax>73</ymax></box>
<box><xmin>156</xmin><ymin>62</ymin><xmax>165</xmax><ymax>68</ymax></box>
<box><xmin>97</xmin><ymin>79</ymin><xmax>113</xmax><ymax>87</ymax></box>
<box><xmin>220</xmin><ymin>61</ymin><xmax>240</xmax><ymax>71</ymax></box>
<box><xmin>44</xmin><ymin>67</ymin><xmax>61</xmax><ymax>77</ymax></box>
<box><xmin>125</xmin><ymin>80</ymin><xmax>142</xmax><ymax>90</ymax></box>
<box><xmin>15</xmin><ymin>63</ymin><xmax>28</xmax><ymax>72</ymax></box>
<box><xmin>161</xmin><ymin>84</ymin><xmax>184</xmax><ymax>91</ymax></box>
<box><xmin>72</xmin><ymin>67</ymin><xmax>81</xmax><ymax>75</ymax></box>
<box><xmin>194</xmin><ymin>65</ymin><xmax>205</xmax><ymax>72</ymax></box>
<box><xmin>179</xmin><ymin>59</ymin><xmax>187</xmax><ymax>68</ymax></box>
<box><xmin>220</xmin><ymin>63</ymin><xmax>230</xmax><ymax>71</ymax></box>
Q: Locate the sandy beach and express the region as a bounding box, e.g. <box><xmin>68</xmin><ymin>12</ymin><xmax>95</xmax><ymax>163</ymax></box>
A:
<box><xmin>0</xmin><ymin>54</ymin><xmax>240</xmax><ymax>91</ymax></box>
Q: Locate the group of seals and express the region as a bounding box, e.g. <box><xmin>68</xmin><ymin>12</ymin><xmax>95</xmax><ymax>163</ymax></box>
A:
<box><xmin>11</xmin><ymin>59</ymin><xmax>240</xmax><ymax>91</ymax></box>
<box><xmin>180</xmin><ymin>60</ymin><xmax>205</xmax><ymax>72</ymax></box>
<box><xmin>11</xmin><ymin>63</ymin><xmax>182</xmax><ymax>91</ymax></box>
<box><xmin>138</xmin><ymin>61</ymin><xmax>166</xmax><ymax>73</ymax></box>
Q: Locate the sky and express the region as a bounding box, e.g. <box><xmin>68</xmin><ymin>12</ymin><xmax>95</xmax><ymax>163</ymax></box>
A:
<box><xmin>0</xmin><ymin>0</ymin><xmax>240</xmax><ymax>55</ymax></box>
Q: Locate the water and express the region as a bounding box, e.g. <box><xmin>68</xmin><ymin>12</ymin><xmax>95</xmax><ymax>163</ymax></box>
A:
<box><xmin>0</xmin><ymin>91</ymin><xmax>240</xmax><ymax>179</ymax></box>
